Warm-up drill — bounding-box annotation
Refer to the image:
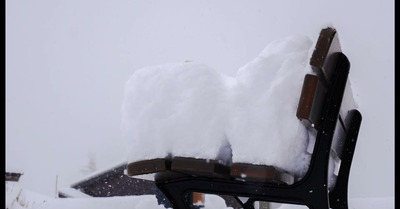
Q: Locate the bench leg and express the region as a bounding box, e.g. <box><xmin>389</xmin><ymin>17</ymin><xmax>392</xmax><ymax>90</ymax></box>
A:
<box><xmin>157</xmin><ymin>184</ymin><xmax>189</xmax><ymax>209</ymax></box>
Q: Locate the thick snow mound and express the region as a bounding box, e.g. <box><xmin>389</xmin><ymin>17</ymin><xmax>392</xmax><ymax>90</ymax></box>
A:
<box><xmin>122</xmin><ymin>62</ymin><xmax>232</xmax><ymax>163</ymax></box>
<box><xmin>228</xmin><ymin>35</ymin><xmax>313</xmax><ymax>176</ymax></box>
<box><xmin>122</xmin><ymin>35</ymin><xmax>345</xmax><ymax>178</ymax></box>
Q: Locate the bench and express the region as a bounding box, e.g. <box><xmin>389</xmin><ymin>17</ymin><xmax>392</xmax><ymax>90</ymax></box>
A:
<box><xmin>126</xmin><ymin>27</ymin><xmax>362</xmax><ymax>209</ymax></box>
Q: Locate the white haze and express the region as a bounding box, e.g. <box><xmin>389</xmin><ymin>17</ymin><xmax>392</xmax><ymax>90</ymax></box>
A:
<box><xmin>6</xmin><ymin>0</ymin><xmax>393</xmax><ymax>199</ymax></box>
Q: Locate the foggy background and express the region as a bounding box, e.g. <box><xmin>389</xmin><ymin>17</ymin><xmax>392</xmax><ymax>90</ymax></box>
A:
<box><xmin>6</xmin><ymin>0</ymin><xmax>394</xmax><ymax>199</ymax></box>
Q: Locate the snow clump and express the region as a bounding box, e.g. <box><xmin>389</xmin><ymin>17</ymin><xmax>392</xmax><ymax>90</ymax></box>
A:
<box><xmin>122</xmin><ymin>62</ymin><xmax>233</xmax><ymax>163</ymax></box>
<box><xmin>122</xmin><ymin>35</ymin><xmax>318</xmax><ymax>178</ymax></box>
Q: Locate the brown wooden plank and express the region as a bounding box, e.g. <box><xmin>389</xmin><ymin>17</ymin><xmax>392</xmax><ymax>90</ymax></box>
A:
<box><xmin>296</xmin><ymin>74</ymin><xmax>327</xmax><ymax>130</ymax></box>
<box><xmin>310</xmin><ymin>27</ymin><xmax>342</xmax><ymax>84</ymax></box>
<box><xmin>126</xmin><ymin>158</ymin><xmax>171</xmax><ymax>176</ymax></box>
<box><xmin>230</xmin><ymin>163</ymin><xmax>294</xmax><ymax>184</ymax></box>
<box><xmin>171</xmin><ymin>157</ymin><xmax>230</xmax><ymax>178</ymax></box>
<box><xmin>310</xmin><ymin>27</ymin><xmax>357</xmax><ymax>131</ymax></box>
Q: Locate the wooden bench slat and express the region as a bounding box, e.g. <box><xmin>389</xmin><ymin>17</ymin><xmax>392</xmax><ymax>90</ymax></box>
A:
<box><xmin>310</xmin><ymin>27</ymin><xmax>342</xmax><ymax>84</ymax></box>
<box><xmin>310</xmin><ymin>27</ymin><xmax>356</xmax><ymax>132</ymax></box>
<box><xmin>127</xmin><ymin>158</ymin><xmax>171</xmax><ymax>176</ymax></box>
<box><xmin>296</xmin><ymin>74</ymin><xmax>327</xmax><ymax>130</ymax></box>
<box><xmin>171</xmin><ymin>157</ymin><xmax>230</xmax><ymax>178</ymax></box>
<box><xmin>230</xmin><ymin>163</ymin><xmax>294</xmax><ymax>184</ymax></box>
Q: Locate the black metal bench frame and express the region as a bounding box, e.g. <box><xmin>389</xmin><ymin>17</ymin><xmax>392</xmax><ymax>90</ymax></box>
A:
<box><xmin>126</xmin><ymin>28</ymin><xmax>362</xmax><ymax>209</ymax></box>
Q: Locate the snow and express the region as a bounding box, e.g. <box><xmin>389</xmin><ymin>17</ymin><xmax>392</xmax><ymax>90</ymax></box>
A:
<box><xmin>348</xmin><ymin>196</ymin><xmax>395</xmax><ymax>209</ymax></box>
<box><xmin>5</xmin><ymin>182</ymin><xmax>394</xmax><ymax>209</ymax></box>
<box><xmin>6</xmin><ymin>0</ymin><xmax>394</xmax><ymax>201</ymax></box>
<box><xmin>36</xmin><ymin>196</ymin><xmax>166</xmax><ymax>209</ymax></box>
<box><xmin>122</xmin><ymin>62</ymin><xmax>232</xmax><ymax>163</ymax></box>
<box><xmin>6</xmin><ymin>181</ymin><xmax>51</xmax><ymax>209</ymax></box>
<box><xmin>228</xmin><ymin>35</ymin><xmax>312</xmax><ymax>177</ymax></box>
<box><xmin>275</xmin><ymin>197</ymin><xmax>395</xmax><ymax>209</ymax></box>
<box><xmin>123</xmin><ymin>35</ymin><xmax>318</xmax><ymax>178</ymax></box>
<box><xmin>202</xmin><ymin>195</ymin><xmax>234</xmax><ymax>209</ymax></box>
<box><xmin>57</xmin><ymin>187</ymin><xmax>92</xmax><ymax>198</ymax></box>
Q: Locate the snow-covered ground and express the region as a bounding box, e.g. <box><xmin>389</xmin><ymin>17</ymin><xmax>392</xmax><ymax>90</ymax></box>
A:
<box><xmin>6</xmin><ymin>182</ymin><xmax>51</xmax><ymax>209</ymax></box>
<box><xmin>6</xmin><ymin>181</ymin><xmax>394</xmax><ymax>209</ymax></box>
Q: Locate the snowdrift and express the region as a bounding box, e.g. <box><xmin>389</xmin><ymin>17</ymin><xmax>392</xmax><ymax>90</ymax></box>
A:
<box><xmin>121</xmin><ymin>35</ymin><xmax>356</xmax><ymax>179</ymax></box>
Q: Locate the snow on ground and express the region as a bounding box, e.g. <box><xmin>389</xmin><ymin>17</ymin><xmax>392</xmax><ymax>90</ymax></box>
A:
<box><xmin>34</xmin><ymin>195</ymin><xmax>165</xmax><ymax>209</ymax></box>
<box><xmin>122</xmin><ymin>35</ymin><xmax>341</xmax><ymax>179</ymax></box>
<box><xmin>6</xmin><ymin>181</ymin><xmax>51</xmax><ymax>209</ymax></box>
<box><xmin>5</xmin><ymin>182</ymin><xmax>394</xmax><ymax>209</ymax></box>
<box><xmin>57</xmin><ymin>187</ymin><xmax>93</xmax><ymax>198</ymax></box>
<box><xmin>278</xmin><ymin>197</ymin><xmax>395</xmax><ymax>209</ymax></box>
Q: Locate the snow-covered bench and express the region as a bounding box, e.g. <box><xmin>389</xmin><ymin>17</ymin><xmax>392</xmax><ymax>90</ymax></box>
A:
<box><xmin>126</xmin><ymin>28</ymin><xmax>362</xmax><ymax>209</ymax></box>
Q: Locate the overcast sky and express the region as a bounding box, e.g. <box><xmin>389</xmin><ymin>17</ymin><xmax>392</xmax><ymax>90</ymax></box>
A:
<box><xmin>6</xmin><ymin>0</ymin><xmax>393</xmax><ymax>198</ymax></box>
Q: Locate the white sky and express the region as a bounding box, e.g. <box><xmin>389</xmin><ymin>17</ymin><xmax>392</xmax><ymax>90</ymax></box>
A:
<box><xmin>6</xmin><ymin>0</ymin><xmax>394</xmax><ymax>198</ymax></box>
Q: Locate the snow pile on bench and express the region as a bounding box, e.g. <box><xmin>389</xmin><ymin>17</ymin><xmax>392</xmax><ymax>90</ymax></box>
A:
<box><xmin>122</xmin><ymin>35</ymin><xmax>322</xmax><ymax>177</ymax></box>
<box><xmin>122</xmin><ymin>63</ymin><xmax>232</xmax><ymax>163</ymax></box>
<box><xmin>228</xmin><ymin>35</ymin><xmax>312</xmax><ymax>176</ymax></box>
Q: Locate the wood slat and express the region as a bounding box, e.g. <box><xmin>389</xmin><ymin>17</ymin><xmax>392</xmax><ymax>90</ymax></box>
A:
<box><xmin>127</xmin><ymin>158</ymin><xmax>171</xmax><ymax>176</ymax></box>
<box><xmin>310</xmin><ymin>27</ymin><xmax>342</xmax><ymax>84</ymax></box>
<box><xmin>296</xmin><ymin>74</ymin><xmax>327</xmax><ymax>130</ymax></box>
<box><xmin>308</xmin><ymin>27</ymin><xmax>357</xmax><ymax>131</ymax></box>
<box><xmin>171</xmin><ymin>157</ymin><xmax>230</xmax><ymax>178</ymax></box>
<box><xmin>230</xmin><ymin>163</ymin><xmax>294</xmax><ymax>184</ymax></box>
